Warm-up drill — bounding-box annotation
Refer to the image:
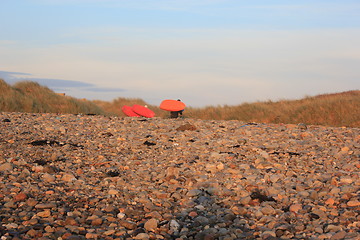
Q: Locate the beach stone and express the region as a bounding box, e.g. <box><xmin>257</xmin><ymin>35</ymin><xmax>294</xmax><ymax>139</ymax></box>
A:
<box><xmin>61</xmin><ymin>173</ymin><xmax>76</xmax><ymax>182</ymax></box>
<box><xmin>325</xmin><ymin>225</ymin><xmax>342</xmax><ymax>233</ymax></box>
<box><xmin>134</xmin><ymin>233</ymin><xmax>150</xmax><ymax>240</ymax></box>
<box><xmin>119</xmin><ymin>220</ymin><xmax>137</xmax><ymax>229</ymax></box>
<box><xmin>42</xmin><ymin>173</ymin><xmax>56</xmax><ymax>183</ymax></box>
<box><xmin>35</xmin><ymin>203</ymin><xmax>56</xmax><ymax>209</ymax></box>
<box><xmin>0</xmin><ymin>162</ymin><xmax>13</xmax><ymax>171</ymax></box>
<box><xmin>14</xmin><ymin>192</ymin><xmax>28</xmax><ymax>202</ymax></box>
<box><xmin>330</xmin><ymin>231</ymin><xmax>347</xmax><ymax>240</ymax></box>
<box><xmin>108</xmin><ymin>189</ymin><xmax>119</xmax><ymax>195</ymax></box>
<box><xmin>91</xmin><ymin>218</ymin><xmax>103</xmax><ymax>226</ymax></box>
<box><xmin>176</xmin><ymin>123</ymin><xmax>197</xmax><ymax>131</ymax></box>
<box><xmin>347</xmin><ymin>200</ymin><xmax>360</xmax><ymax>207</ymax></box>
<box><xmin>261</xmin><ymin>206</ymin><xmax>276</xmax><ymax>215</ymax></box>
<box><xmin>169</xmin><ymin>220</ymin><xmax>181</xmax><ymax>232</ymax></box>
<box><xmin>85</xmin><ymin>233</ymin><xmax>98</xmax><ymax>239</ymax></box>
<box><xmin>144</xmin><ymin>218</ymin><xmax>158</xmax><ymax>232</ymax></box>
<box><xmin>289</xmin><ymin>204</ymin><xmax>302</xmax><ymax>213</ymax></box>
<box><xmin>261</xmin><ymin>231</ymin><xmax>276</xmax><ymax>238</ymax></box>
<box><xmin>37</xmin><ymin>209</ymin><xmax>51</xmax><ymax>218</ymax></box>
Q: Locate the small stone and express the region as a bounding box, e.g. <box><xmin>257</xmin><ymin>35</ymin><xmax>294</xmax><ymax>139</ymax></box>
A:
<box><xmin>231</xmin><ymin>205</ymin><xmax>247</xmax><ymax>215</ymax></box>
<box><xmin>325</xmin><ymin>224</ymin><xmax>342</xmax><ymax>233</ymax></box>
<box><xmin>176</xmin><ymin>123</ymin><xmax>196</xmax><ymax>131</ymax></box>
<box><xmin>104</xmin><ymin>229</ymin><xmax>116</xmax><ymax>236</ymax></box>
<box><xmin>347</xmin><ymin>200</ymin><xmax>360</xmax><ymax>207</ymax></box>
<box><xmin>108</xmin><ymin>189</ymin><xmax>119</xmax><ymax>195</ymax></box>
<box><xmin>91</xmin><ymin>218</ymin><xmax>103</xmax><ymax>226</ymax></box>
<box><xmin>37</xmin><ymin>210</ymin><xmax>51</xmax><ymax>218</ymax></box>
<box><xmin>65</xmin><ymin>217</ymin><xmax>78</xmax><ymax>226</ymax></box>
<box><xmin>289</xmin><ymin>204</ymin><xmax>302</xmax><ymax>213</ymax></box>
<box><xmin>5</xmin><ymin>223</ymin><xmax>18</xmax><ymax>229</ymax></box>
<box><xmin>119</xmin><ymin>220</ymin><xmax>137</xmax><ymax>230</ymax></box>
<box><xmin>85</xmin><ymin>233</ymin><xmax>98</xmax><ymax>239</ymax></box>
<box><xmin>145</xmin><ymin>211</ymin><xmax>162</xmax><ymax>220</ymax></box>
<box><xmin>340</xmin><ymin>177</ymin><xmax>353</xmax><ymax>184</ymax></box>
<box><xmin>261</xmin><ymin>206</ymin><xmax>276</xmax><ymax>215</ymax></box>
<box><xmin>169</xmin><ymin>220</ymin><xmax>180</xmax><ymax>232</ymax></box>
<box><xmin>35</xmin><ymin>203</ymin><xmax>56</xmax><ymax>209</ymax></box>
<box><xmin>297</xmin><ymin>123</ymin><xmax>307</xmax><ymax>130</ymax></box>
<box><xmin>217</xmin><ymin>162</ymin><xmax>225</xmax><ymax>170</ymax></box>
<box><xmin>330</xmin><ymin>231</ymin><xmax>347</xmax><ymax>240</ymax></box>
<box><xmin>341</xmin><ymin>147</ymin><xmax>350</xmax><ymax>153</ymax></box>
<box><xmin>0</xmin><ymin>162</ymin><xmax>13</xmax><ymax>171</ymax></box>
<box><xmin>325</xmin><ymin>198</ymin><xmax>335</xmax><ymax>205</ymax></box>
<box><xmin>26</xmin><ymin>229</ymin><xmax>38</xmax><ymax>237</ymax></box>
<box><xmin>44</xmin><ymin>225</ymin><xmax>55</xmax><ymax>233</ymax></box>
<box><xmin>261</xmin><ymin>230</ymin><xmax>276</xmax><ymax>238</ymax></box>
<box><xmin>187</xmin><ymin>189</ymin><xmax>202</xmax><ymax>197</ymax></box>
<box><xmin>14</xmin><ymin>192</ymin><xmax>28</xmax><ymax>202</ymax></box>
<box><xmin>61</xmin><ymin>173</ymin><xmax>76</xmax><ymax>182</ymax></box>
<box><xmin>144</xmin><ymin>218</ymin><xmax>158</xmax><ymax>232</ymax></box>
<box><xmin>188</xmin><ymin>211</ymin><xmax>198</xmax><ymax>217</ymax></box>
<box><xmin>134</xmin><ymin>233</ymin><xmax>150</xmax><ymax>240</ymax></box>
<box><xmin>42</xmin><ymin>173</ymin><xmax>56</xmax><ymax>183</ymax></box>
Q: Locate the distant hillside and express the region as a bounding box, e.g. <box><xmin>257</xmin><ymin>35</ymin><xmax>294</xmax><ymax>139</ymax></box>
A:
<box><xmin>1</xmin><ymin>79</ymin><xmax>359</xmax><ymax>127</ymax></box>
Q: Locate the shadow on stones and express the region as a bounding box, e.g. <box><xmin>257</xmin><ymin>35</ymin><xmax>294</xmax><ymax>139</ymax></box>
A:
<box><xmin>29</xmin><ymin>139</ymin><xmax>83</xmax><ymax>148</ymax></box>
<box><xmin>169</xmin><ymin>189</ymin><xmax>258</xmax><ymax>240</ymax></box>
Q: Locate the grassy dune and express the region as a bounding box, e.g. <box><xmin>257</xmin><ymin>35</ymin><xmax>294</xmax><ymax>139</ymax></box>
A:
<box><xmin>1</xmin><ymin>79</ymin><xmax>359</xmax><ymax>127</ymax></box>
<box><xmin>184</xmin><ymin>91</ymin><xmax>360</xmax><ymax>127</ymax></box>
<box><xmin>0</xmin><ymin>79</ymin><xmax>105</xmax><ymax>115</ymax></box>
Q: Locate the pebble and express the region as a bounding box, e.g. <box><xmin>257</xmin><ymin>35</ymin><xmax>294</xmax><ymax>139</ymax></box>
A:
<box><xmin>289</xmin><ymin>203</ymin><xmax>302</xmax><ymax>213</ymax></box>
<box><xmin>0</xmin><ymin>162</ymin><xmax>12</xmax><ymax>171</ymax></box>
<box><xmin>0</xmin><ymin>112</ymin><xmax>359</xmax><ymax>239</ymax></box>
<box><xmin>144</xmin><ymin>218</ymin><xmax>158</xmax><ymax>231</ymax></box>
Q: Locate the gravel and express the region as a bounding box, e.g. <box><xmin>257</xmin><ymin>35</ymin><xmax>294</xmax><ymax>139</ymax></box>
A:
<box><xmin>0</xmin><ymin>112</ymin><xmax>359</xmax><ymax>240</ymax></box>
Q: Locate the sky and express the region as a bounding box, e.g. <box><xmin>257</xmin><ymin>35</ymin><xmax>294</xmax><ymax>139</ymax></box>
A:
<box><xmin>1</xmin><ymin>0</ymin><xmax>360</xmax><ymax>107</ymax></box>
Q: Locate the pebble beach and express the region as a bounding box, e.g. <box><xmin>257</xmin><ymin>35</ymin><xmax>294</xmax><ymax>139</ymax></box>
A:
<box><xmin>0</xmin><ymin>112</ymin><xmax>359</xmax><ymax>240</ymax></box>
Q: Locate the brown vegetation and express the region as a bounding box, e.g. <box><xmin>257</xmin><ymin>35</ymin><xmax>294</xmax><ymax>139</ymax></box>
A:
<box><xmin>1</xmin><ymin>79</ymin><xmax>359</xmax><ymax>127</ymax></box>
<box><xmin>184</xmin><ymin>91</ymin><xmax>360</xmax><ymax>127</ymax></box>
<box><xmin>0</xmin><ymin>79</ymin><xmax>105</xmax><ymax>115</ymax></box>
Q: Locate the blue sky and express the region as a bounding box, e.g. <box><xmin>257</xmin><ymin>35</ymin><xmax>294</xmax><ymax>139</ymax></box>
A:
<box><xmin>1</xmin><ymin>0</ymin><xmax>359</xmax><ymax>107</ymax></box>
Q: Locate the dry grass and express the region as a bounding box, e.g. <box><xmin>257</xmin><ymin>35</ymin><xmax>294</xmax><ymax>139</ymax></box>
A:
<box><xmin>93</xmin><ymin>98</ymin><xmax>149</xmax><ymax>117</ymax></box>
<box><xmin>1</xmin><ymin>79</ymin><xmax>359</xmax><ymax>127</ymax></box>
<box><xmin>0</xmin><ymin>80</ymin><xmax>105</xmax><ymax>115</ymax></box>
<box><xmin>184</xmin><ymin>91</ymin><xmax>360</xmax><ymax>127</ymax></box>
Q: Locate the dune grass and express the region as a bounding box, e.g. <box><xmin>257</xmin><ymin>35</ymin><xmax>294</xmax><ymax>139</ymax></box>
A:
<box><xmin>0</xmin><ymin>79</ymin><xmax>105</xmax><ymax>115</ymax></box>
<box><xmin>183</xmin><ymin>91</ymin><xmax>360</xmax><ymax>127</ymax></box>
<box><xmin>1</xmin><ymin>79</ymin><xmax>359</xmax><ymax>127</ymax></box>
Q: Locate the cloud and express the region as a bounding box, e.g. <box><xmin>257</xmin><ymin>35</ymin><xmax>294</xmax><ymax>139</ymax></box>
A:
<box><xmin>0</xmin><ymin>70</ymin><xmax>125</xmax><ymax>97</ymax></box>
<box><xmin>1</xmin><ymin>71</ymin><xmax>92</xmax><ymax>87</ymax></box>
